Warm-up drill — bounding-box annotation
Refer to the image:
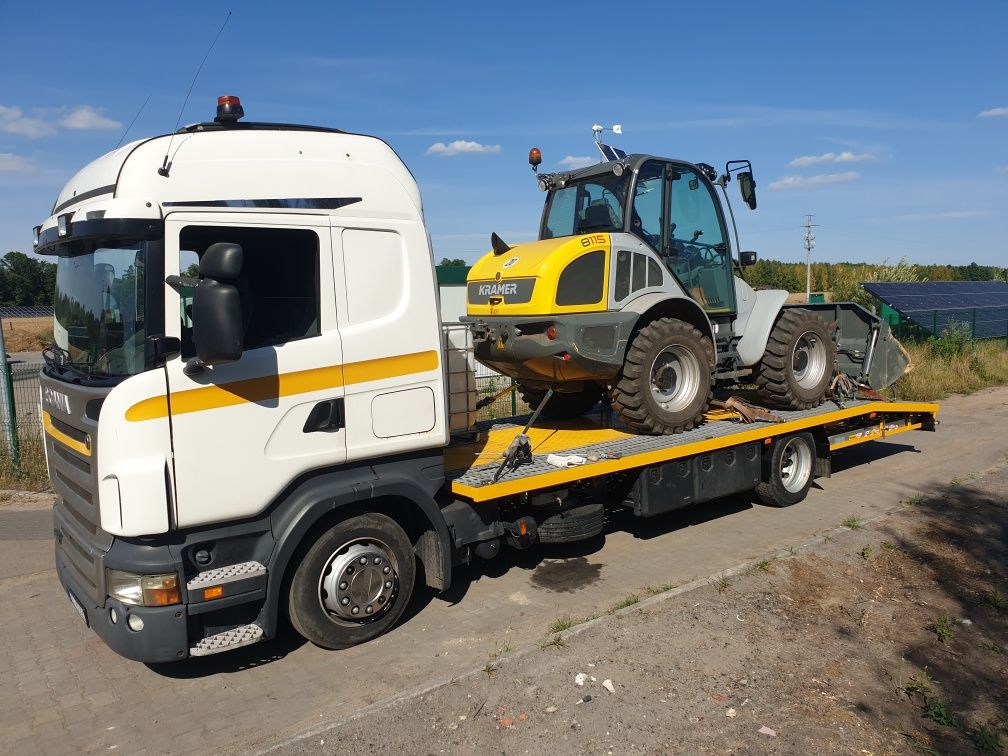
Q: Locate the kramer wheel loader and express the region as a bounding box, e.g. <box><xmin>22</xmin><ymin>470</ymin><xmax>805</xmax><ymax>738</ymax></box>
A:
<box><xmin>462</xmin><ymin>136</ymin><xmax>909</xmax><ymax>434</ymax></box>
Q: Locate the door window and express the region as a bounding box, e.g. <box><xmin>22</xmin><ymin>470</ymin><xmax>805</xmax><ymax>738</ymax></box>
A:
<box><xmin>668</xmin><ymin>169</ymin><xmax>733</xmax><ymax>311</ymax></box>
<box><xmin>179</xmin><ymin>226</ymin><xmax>320</xmax><ymax>357</ymax></box>
<box><xmin>630</xmin><ymin>160</ymin><xmax>665</xmax><ymax>251</ymax></box>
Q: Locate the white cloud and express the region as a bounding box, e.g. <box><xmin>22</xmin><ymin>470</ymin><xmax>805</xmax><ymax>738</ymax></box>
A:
<box><xmin>768</xmin><ymin>171</ymin><xmax>860</xmax><ymax>190</ymax></box>
<box><xmin>977</xmin><ymin>107</ymin><xmax>1008</xmax><ymax>118</ymax></box>
<box><xmin>995</xmin><ymin>165</ymin><xmax>1008</xmax><ymax>174</ymax></box>
<box><xmin>0</xmin><ymin>105</ymin><xmax>56</xmax><ymax>138</ymax></box>
<box><xmin>426</xmin><ymin>140</ymin><xmax>501</xmax><ymax>156</ymax></box>
<box><xmin>788</xmin><ymin>151</ymin><xmax>875</xmax><ymax>167</ymax></box>
<box><xmin>1</xmin><ymin>103</ymin><xmax>121</xmax><ymax>137</ymax></box>
<box><xmin>0</xmin><ymin>153</ymin><xmax>36</xmax><ymax>173</ymax></box>
<box><xmin>558</xmin><ymin>156</ymin><xmax>596</xmax><ymax>170</ymax></box>
<box><xmin>58</xmin><ymin>105</ymin><xmax>120</xmax><ymax>131</ymax></box>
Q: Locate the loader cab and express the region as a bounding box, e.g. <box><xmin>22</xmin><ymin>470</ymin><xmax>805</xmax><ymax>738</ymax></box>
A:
<box><xmin>539</xmin><ymin>156</ymin><xmax>737</xmax><ymax>315</ymax></box>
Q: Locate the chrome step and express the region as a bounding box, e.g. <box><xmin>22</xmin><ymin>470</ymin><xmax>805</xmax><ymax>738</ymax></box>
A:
<box><xmin>189</xmin><ymin>623</ymin><xmax>264</xmax><ymax>657</ymax></box>
<box><xmin>186</xmin><ymin>560</ymin><xmax>266</xmax><ymax>591</ymax></box>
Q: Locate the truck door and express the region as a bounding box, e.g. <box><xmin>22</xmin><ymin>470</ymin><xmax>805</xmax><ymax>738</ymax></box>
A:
<box><xmin>163</xmin><ymin>214</ymin><xmax>346</xmax><ymax>529</ymax></box>
<box><xmin>666</xmin><ymin>166</ymin><xmax>736</xmax><ymax>315</ymax></box>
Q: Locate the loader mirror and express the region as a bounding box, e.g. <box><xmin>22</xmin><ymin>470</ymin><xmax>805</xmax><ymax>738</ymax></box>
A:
<box><xmin>738</xmin><ymin>171</ymin><xmax>757</xmax><ymax>210</ymax></box>
<box><xmin>739</xmin><ymin>250</ymin><xmax>758</xmax><ymax>267</ymax></box>
<box><xmin>192</xmin><ymin>242</ymin><xmax>244</xmax><ymax>365</ymax></box>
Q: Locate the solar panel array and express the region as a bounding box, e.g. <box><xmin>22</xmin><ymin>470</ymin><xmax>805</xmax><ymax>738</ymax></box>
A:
<box><xmin>862</xmin><ymin>281</ymin><xmax>1008</xmax><ymax>339</ymax></box>
<box><xmin>596</xmin><ymin>142</ymin><xmax>627</xmax><ymax>161</ymax></box>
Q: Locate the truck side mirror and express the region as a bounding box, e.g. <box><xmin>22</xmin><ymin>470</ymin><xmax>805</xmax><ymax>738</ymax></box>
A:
<box><xmin>738</xmin><ymin>171</ymin><xmax>757</xmax><ymax>210</ymax></box>
<box><xmin>739</xmin><ymin>250</ymin><xmax>758</xmax><ymax>267</ymax></box>
<box><xmin>192</xmin><ymin>243</ymin><xmax>244</xmax><ymax>366</ymax></box>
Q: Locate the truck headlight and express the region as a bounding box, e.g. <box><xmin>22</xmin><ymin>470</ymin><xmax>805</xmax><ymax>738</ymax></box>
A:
<box><xmin>106</xmin><ymin>569</ymin><xmax>181</xmax><ymax>607</ymax></box>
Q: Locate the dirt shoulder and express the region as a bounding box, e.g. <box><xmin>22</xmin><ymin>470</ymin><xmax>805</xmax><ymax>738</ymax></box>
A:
<box><xmin>280</xmin><ymin>461</ymin><xmax>1008</xmax><ymax>755</ymax></box>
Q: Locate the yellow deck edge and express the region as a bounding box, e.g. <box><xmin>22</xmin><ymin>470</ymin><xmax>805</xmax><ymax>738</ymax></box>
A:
<box><xmin>449</xmin><ymin>401</ymin><xmax>939</xmax><ymax>503</ymax></box>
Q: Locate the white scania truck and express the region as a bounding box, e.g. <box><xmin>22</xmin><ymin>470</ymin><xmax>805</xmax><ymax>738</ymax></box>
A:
<box><xmin>37</xmin><ymin>97</ymin><xmax>938</xmax><ymax>662</ymax></box>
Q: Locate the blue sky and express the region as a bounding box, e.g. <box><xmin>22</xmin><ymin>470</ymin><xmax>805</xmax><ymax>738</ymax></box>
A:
<box><xmin>1</xmin><ymin>1</ymin><xmax>1006</xmax><ymax>267</ymax></box>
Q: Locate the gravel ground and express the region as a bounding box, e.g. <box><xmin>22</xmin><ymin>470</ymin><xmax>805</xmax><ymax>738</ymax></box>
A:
<box><xmin>279</xmin><ymin>460</ymin><xmax>1008</xmax><ymax>755</ymax></box>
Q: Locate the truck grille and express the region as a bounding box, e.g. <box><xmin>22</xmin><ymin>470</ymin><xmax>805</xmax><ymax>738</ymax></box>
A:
<box><xmin>48</xmin><ymin>418</ymin><xmax>111</xmax><ymax>604</ymax></box>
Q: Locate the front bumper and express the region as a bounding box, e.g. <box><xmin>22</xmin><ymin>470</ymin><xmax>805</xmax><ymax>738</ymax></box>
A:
<box><xmin>55</xmin><ymin>543</ymin><xmax>189</xmax><ymax>663</ymax></box>
<box><xmin>463</xmin><ymin>312</ymin><xmax>637</xmax><ymax>387</ymax></box>
<box><xmin>53</xmin><ymin>499</ymin><xmax>273</xmax><ymax>664</ymax></box>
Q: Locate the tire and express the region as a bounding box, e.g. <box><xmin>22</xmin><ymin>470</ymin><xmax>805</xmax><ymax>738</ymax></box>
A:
<box><xmin>537</xmin><ymin>501</ymin><xmax>606</xmax><ymax>544</ymax></box>
<box><xmin>755</xmin><ymin>309</ymin><xmax>836</xmax><ymax>410</ymax></box>
<box><xmin>754</xmin><ymin>432</ymin><xmax>816</xmax><ymax>507</ymax></box>
<box><xmin>518</xmin><ymin>382</ymin><xmax>602</xmax><ymax>420</ymax></box>
<box><xmin>609</xmin><ymin>317</ymin><xmax>714</xmax><ymax>435</ymax></box>
<box><xmin>287</xmin><ymin>512</ymin><xmax>415</xmax><ymax>650</ymax></box>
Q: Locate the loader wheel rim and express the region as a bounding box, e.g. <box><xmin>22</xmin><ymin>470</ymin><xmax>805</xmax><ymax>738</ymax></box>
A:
<box><xmin>779</xmin><ymin>437</ymin><xmax>813</xmax><ymax>493</ymax></box>
<box><xmin>318</xmin><ymin>539</ymin><xmax>399</xmax><ymax>623</ymax></box>
<box><xmin>650</xmin><ymin>344</ymin><xmax>702</xmax><ymax>413</ymax></box>
<box><xmin>792</xmin><ymin>331</ymin><xmax>828</xmax><ymax>389</ymax></box>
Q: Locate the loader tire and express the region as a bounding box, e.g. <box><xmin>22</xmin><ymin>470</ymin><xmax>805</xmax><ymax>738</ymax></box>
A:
<box><xmin>609</xmin><ymin>317</ymin><xmax>713</xmax><ymax>435</ymax></box>
<box><xmin>518</xmin><ymin>382</ymin><xmax>602</xmax><ymax>419</ymax></box>
<box><xmin>756</xmin><ymin>308</ymin><xmax>836</xmax><ymax>410</ymax></box>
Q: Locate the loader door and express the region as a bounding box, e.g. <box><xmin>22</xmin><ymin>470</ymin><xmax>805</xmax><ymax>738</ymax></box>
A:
<box><xmin>666</xmin><ymin>166</ymin><xmax>736</xmax><ymax>315</ymax></box>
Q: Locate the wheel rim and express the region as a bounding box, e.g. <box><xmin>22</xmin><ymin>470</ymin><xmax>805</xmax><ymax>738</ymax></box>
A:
<box><xmin>792</xmin><ymin>331</ymin><xmax>828</xmax><ymax>389</ymax></box>
<box><xmin>779</xmin><ymin>437</ymin><xmax>813</xmax><ymax>494</ymax></box>
<box><xmin>649</xmin><ymin>344</ymin><xmax>703</xmax><ymax>414</ymax></box>
<box><xmin>318</xmin><ymin>538</ymin><xmax>399</xmax><ymax>623</ymax></box>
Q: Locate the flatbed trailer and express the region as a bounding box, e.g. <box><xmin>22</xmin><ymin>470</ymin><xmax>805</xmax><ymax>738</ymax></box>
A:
<box><xmin>438</xmin><ymin>399</ymin><xmax>938</xmax><ymax>563</ymax></box>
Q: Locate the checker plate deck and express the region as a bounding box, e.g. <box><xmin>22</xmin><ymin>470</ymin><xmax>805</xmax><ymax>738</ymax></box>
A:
<box><xmin>446</xmin><ymin>399</ymin><xmax>938</xmax><ymax>502</ymax></box>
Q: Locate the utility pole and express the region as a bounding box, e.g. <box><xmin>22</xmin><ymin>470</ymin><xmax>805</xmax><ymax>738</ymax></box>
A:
<box><xmin>802</xmin><ymin>214</ymin><xmax>818</xmax><ymax>303</ymax></box>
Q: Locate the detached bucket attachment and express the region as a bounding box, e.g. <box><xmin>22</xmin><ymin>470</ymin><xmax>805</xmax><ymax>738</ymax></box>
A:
<box><xmin>800</xmin><ymin>303</ymin><xmax>911</xmax><ymax>390</ymax></box>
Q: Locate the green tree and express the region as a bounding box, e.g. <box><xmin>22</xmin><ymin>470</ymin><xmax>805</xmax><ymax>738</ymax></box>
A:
<box><xmin>439</xmin><ymin>257</ymin><xmax>467</xmax><ymax>266</ymax></box>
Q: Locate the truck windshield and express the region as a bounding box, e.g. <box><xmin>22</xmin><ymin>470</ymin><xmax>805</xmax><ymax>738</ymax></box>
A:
<box><xmin>542</xmin><ymin>172</ymin><xmax>628</xmax><ymax>239</ymax></box>
<box><xmin>53</xmin><ymin>242</ymin><xmax>147</xmax><ymax>377</ymax></box>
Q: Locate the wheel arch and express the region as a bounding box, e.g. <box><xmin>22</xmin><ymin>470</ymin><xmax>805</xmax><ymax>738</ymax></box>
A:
<box><xmin>263</xmin><ymin>462</ymin><xmax>452</xmax><ymax>637</ymax></box>
<box><xmin>623</xmin><ymin>292</ymin><xmax>717</xmax><ymax>364</ymax></box>
<box><xmin>735</xmin><ymin>289</ymin><xmax>789</xmax><ymax>366</ymax></box>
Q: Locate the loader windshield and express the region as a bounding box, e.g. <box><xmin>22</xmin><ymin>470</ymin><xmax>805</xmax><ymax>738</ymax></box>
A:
<box><xmin>541</xmin><ymin>173</ymin><xmax>628</xmax><ymax>239</ymax></box>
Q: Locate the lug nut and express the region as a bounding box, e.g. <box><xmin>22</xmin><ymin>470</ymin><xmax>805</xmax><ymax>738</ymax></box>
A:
<box><xmin>339</xmin><ymin>581</ymin><xmax>347</xmax><ymax>590</ymax></box>
<box><xmin>385</xmin><ymin>580</ymin><xmax>392</xmax><ymax>589</ymax></box>
<box><xmin>359</xmin><ymin>557</ymin><xmax>367</xmax><ymax>565</ymax></box>
<box><xmin>383</xmin><ymin>566</ymin><xmax>390</xmax><ymax>574</ymax></box>
<box><xmin>351</xmin><ymin>606</ymin><xmax>360</xmax><ymax>615</ymax></box>
<box><xmin>365</xmin><ymin>606</ymin><xmax>374</xmax><ymax>614</ymax></box>
<box><xmin>373</xmin><ymin>557</ymin><xmax>381</xmax><ymax>565</ymax></box>
<box><xmin>341</xmin><ymin>597</ymin><xmax>350</xmax><ymax>606</ymax></box>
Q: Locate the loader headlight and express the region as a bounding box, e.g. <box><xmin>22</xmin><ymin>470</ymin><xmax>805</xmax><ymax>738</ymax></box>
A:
<box><xmin>106</xmin><ymin>569</ymin><xmax>181</xmax><ymax>606</ymax></box>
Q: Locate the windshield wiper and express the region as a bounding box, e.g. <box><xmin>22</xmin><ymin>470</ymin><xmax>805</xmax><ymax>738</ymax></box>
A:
<box><xmin>43</xmin><ymin>344</ymin><xmax>93</xmax><ymax>382</ymax></box>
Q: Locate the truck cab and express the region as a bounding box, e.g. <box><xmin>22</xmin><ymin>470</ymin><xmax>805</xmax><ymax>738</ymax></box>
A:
<box><xmin>38</xmin><ymin>98</ymin><xmax>451</xmax><ymax>661</ymax></box>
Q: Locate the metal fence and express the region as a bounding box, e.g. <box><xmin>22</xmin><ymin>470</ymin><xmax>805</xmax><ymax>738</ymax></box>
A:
<box><xmin>888</xmin><ymin>306</ymin><xmax>1008</xmax><ymax>342</ymax></box>
<box><xmin>0</xmin><ymin>361</ymin><xmax>44</xmax><ymax>477</ymax></box>
<box><xmin>0</xmin><ymin>306</ymin><xmax>53</xmax><ymax>319</ymax></box>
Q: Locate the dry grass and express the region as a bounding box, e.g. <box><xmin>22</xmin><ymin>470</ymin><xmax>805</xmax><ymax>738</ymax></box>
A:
<box><xmin>2</xmin><ymin>317</ymin><xmax>51</xmax><ymax>352</ymax></box>
<box><xmin>0</xmin><ymin>438</ymin><xmax>51</xmax><ymax>491</ymax></box>
<box><xmin>894</xmin><ymin>339</ymin><xmax>1008</xmax><ymax>401</ymax></box>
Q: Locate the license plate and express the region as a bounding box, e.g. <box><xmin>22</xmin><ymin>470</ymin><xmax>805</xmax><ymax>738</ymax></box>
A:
<box><xmin>67</xmin><ymin>589</ymin><xmax>89</xmax><ymax>627</ymax></box>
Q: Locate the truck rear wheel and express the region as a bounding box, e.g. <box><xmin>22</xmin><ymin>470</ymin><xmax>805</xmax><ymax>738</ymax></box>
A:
<box><xmin>518</xmin><ymin>382</ymin><xmax>602</xmax><ymax>419</ymax></box>
<box><xmin>288</xmin><ymin>513</ymin><xmax>415</xmax><ymax>650</ymax></box>
<box><xmin>609</xmin><ymin>317</ymin><xmax>713</xmax><ymax>435</ymax></box>
<box><xmin>755</xmin><ymin>432</ymin><xmax>816</xmax><ymax>507</ymax></box>
<box><xmin>756</xmin><ymin>309</ymin><xmax>835</xmax><ymax>410</ymax></box>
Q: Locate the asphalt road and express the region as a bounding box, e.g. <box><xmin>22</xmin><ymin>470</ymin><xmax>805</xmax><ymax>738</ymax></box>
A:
<box><xmin>0</xmin><ymin>388</ymin><xmax>1005</xmax><ymax>755</ymax></box>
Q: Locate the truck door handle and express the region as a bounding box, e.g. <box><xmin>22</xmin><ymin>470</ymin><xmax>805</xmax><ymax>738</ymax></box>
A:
<box><xmin>303</xmin><ymin>398</ymin><xmax>345</xmax><ymax>433</ymax></box>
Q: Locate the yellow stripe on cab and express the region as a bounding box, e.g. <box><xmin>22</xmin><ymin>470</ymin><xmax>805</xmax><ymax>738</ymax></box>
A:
<box><xmin>126</xmin><ymin>350</ymin><xmax>439</xmax><ymax>422</ymax></box>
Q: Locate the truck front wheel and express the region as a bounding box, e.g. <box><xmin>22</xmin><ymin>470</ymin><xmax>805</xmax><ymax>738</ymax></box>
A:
<box><xmin>288</xmin><ymin>513</ymin><xmax>415</xmax><ymax>650</ymax></box>
<box><xmin>609</xmin><ymin>317</ymin><xmax>714</xmax><ymax>435</ymax></box>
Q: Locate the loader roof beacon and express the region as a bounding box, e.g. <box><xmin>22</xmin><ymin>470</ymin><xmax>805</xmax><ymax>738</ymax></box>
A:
<box><xmin>462</xmin><ymin>130</ymin><xmax>911</xmax><ymax>434</ymax></box>
<box><xmin>38</xmin><ymin>99</ymin><xmax>935</xmax><ymax>663</ymax></box>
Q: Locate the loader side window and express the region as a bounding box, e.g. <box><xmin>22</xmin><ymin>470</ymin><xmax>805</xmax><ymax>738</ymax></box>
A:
<box><xmin>556</xmin><ymin>250</ymin><xmax>605</xmax><ymax>306</ymax></box>
<box><xmin>179</xmin><ymin>225</ymin><xmax>320</xmax><ymax>357</ymax></box>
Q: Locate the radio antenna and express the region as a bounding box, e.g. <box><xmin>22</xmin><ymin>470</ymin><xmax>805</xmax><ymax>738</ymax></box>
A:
<box><xmin>158</xmin><ymin>10</ymin><xmax>232</xmax><ymax>177</ymax></box>
<box><xmin>115</xmin><ymin>94</ymin><xmax>151</xmax><ymax>149</ymax></box>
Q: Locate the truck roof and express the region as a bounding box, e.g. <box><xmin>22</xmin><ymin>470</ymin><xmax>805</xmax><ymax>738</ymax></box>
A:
<box><xmin>40</xmin><ymin>121</ymin><xmax>423</xmax><ymax>238</ymax></box>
